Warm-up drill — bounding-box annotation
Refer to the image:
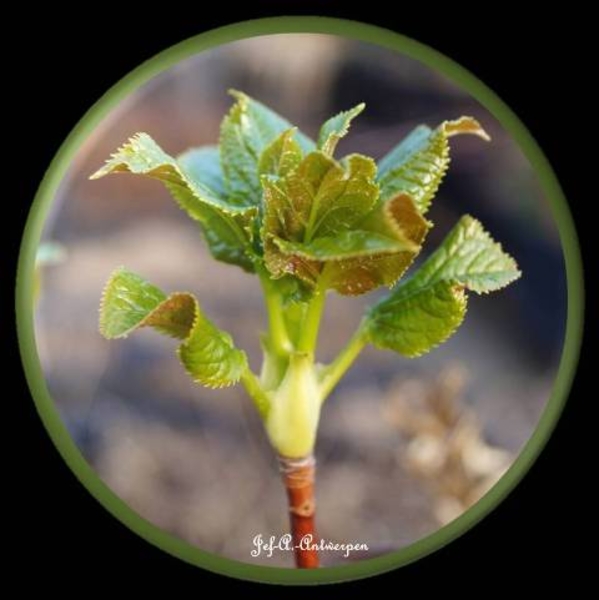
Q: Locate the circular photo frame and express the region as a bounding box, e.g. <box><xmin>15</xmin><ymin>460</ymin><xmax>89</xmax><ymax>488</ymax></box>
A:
<box><xmin>17</xmin><ymin>17</ymin><xmax>582</xmax><ymax>584</ymax></box>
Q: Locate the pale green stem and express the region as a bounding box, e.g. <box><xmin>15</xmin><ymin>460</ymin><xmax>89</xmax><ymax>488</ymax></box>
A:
<box><xmin>259</xmin><ymin>271</ymin><xmax>292</xmax><ymax>354</ymax></box>
<box><xmin>297</xmin><ymin>283</ymin><xmax>326</xmax><ymax>354</ymax></box>
<box><xmin>318</xmin><ymin>325</ymin><xmax>368</xmax><ymax>402</ymax></box>
<box><xmin>241</xmin><ymin>369</ymin><xmax>270</xmax><ymax>419</ymax></box>
<box><xmin>265</xmin><ymin>352</ymin><xmax>321</xmax><ymax>457</ymax></box>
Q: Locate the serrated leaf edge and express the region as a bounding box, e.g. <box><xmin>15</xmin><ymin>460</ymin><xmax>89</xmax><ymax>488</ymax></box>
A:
<box><xmin>318</xmin><ymin>103</ymin><xmax>366</xmax><ymax>156</ymax></box>
<box><xmin>367</xmin><ymin>282</ymin><xmax>468</xmax><ymax>358</ymax></box>
<box><xmin>99</xmin><ymin>268</ymin><xmax>247</xmax><ymax>388</ymax></box>
<box><xmin>366</xmin><ymin>214</ymin><xmax>521</xmax><ymax>356</ymax></box>
<box><xmin>424</xmin><ymin>215</ymin><xmax>522</xmax><ymax>294</ymax></box>
<box><xmin>176</xmin><ymin>295</ymin><xmax>247</xmax><ymax>389</ymax></box>
<box><xmin>90</xmin><ymin>133</ymin><xmax>251</xmax><ymax>217</ymax></box>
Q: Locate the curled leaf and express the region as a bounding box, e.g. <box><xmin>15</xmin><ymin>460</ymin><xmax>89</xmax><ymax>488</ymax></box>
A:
<box><xmin>261</xmin><ymin>141</ymin><xmax>434</xmax><ymax>294</ymax></box>
<box><xmin>100</xmin><ymin>268</ymin><xmax>248</xmax><ymax>388</ymax></box>
<box><xmin>325</xmin><ymin>193</ymin><xmax>430</xmax><ymax>295</ymax></box>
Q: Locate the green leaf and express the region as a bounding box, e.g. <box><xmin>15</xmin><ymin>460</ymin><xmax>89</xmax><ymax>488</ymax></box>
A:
<box><xmin>261</xmin><ymin>151</ymin><xmax>380</xmax><ymax>284</ymax></box>
<box><xmin>99</xmin><ymin>268</ymin><xmax>168</xmax><ymax>339</ymax></box>
<box><xmin>91</xmin><ymin>133</ymin><xmax>256</xmax><ymax>272</ymax></box>
<box><xmin>305</xmin><ymin>153</ymin><xmax>379</xmax><ymax>240</ymax></box>
<box><xmin>377</xmin><ymin>125</ymin><xmax>432</xmax><ymax>180</ymax></box>
<box><xmin>99</xmin><ymin>268</ymin><xmax>248</xmax><ymax>388</ymax></box>
<box><xmin>174</xmin><ymin>145</ymin><xmax>257</xmax><ymax>270</ymax></box>
<box><xmin>177</xmin><ymin>145</ymin><xmax>226</xmax><ymax>197</ymax></box>
<box><xmin>219</xmin><ymin>90</ymin><xmax>315</xmax><ymax>206</ymax></box>
<box><xmin>260</xmin><ymin>148</ymin><xmax>431</xmax><ymax>295</ymax></box>
<box><xmin>165</xmin><ymin>183</ymin><xmax>256</xmax><ymax>272</ymax></box>
<box><xmin>367</xmin><ymin>280</ymin><xmax>467</xmax><ymax>357</ymax></box>
<box><xmin>258</xmin><ymin>128</ymin><xmax>303</xmax><ymax>177</ymax></box>
<box><xmin>365</xmin><ymin>215</ymin><xmax>521</xmax><ymax>356</ymax></box>
<box><xmin>377</xmin><ymin>117</ymin><xmax>491</xmax><ymax>214</ymax></box>
<box><xmin>262</xmin><ymin>151</ymin><xmax>379</xmax><ymax>244</ymax></box>
<box><xmin>317</xmin><ymin>103</ymin><xmax>365</xmax><ymax>156</ymax></box>
<box><xmin>90</xmin><ymin>132</ymin><xmax>248</xmax><ymax>214</ymax></box>
<box><xmin>269</xmin><ymin>192</ymin><xmax>429</xmax><ymax>294</ymax></box>
<box><xmin>324</xmin><ymin>193</ymin><xmax>430</xmax><ymax>295</ymax></box>
<box><xmin>407</xmin><ymin>214</ymin><xmax>521</xmax><ymax>293</ymax></box>
<box><xmin>273</xmin><ymin>229</ymin><xmax>417</xmax><ymax>261</ymax></box>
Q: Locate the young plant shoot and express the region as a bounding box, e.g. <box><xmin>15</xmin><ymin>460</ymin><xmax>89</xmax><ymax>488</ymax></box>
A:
<box><xmin>94</xmin><ymin>92</ymin><xmax>520</xmax><ymax>568</ymax></box>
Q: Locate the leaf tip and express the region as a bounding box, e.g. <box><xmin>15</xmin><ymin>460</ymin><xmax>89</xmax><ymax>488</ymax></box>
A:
<box><xmin>457</xmin><ymin>214</ymin><xmax>522</xmax><ymax>292</ymax></box>
<box><xmin>227</xmin><ymin>88</ymin><xmax>247</xmax><ymax>104</ymax></box>
<box><xmin>89</xmin><ymin>168</ymin><xmax>105</xmax><ymax>180</ymax></box>
<box><xmin>444</xmin><ymin>116</ymin><xmax>491</xmax><ymax>142</ymax></box>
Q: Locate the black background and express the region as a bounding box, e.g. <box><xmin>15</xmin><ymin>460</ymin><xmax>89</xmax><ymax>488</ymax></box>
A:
<box><xmin>6</xmin><ymin>2</ymin><xmax>593</xmax><ymax>592</ymax></box>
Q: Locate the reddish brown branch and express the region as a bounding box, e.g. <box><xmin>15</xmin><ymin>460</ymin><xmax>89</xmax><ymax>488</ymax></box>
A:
<box><xmin>278</xmin><ymin>455</ymin><xmax>319</xmax><ymax>568</ymax></box>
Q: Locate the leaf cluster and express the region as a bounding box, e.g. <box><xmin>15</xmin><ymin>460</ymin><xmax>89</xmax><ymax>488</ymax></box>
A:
<box><xmin>95</xmin><ymin>91</ymin><xmax>519</xmax><ymax>412</ymax></box>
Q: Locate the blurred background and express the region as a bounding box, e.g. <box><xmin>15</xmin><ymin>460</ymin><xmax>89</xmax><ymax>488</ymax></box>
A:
<box><xmin>35</xmin><ymin>34</ymin><xmax>566</xmax><ymax>566</ymax></box>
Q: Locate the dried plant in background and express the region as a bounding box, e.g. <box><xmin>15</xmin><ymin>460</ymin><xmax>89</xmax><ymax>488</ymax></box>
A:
<box><xmin>383</xmin><ymin>365</ymin><xmax>513</xmax><ymax>525</ymax></box>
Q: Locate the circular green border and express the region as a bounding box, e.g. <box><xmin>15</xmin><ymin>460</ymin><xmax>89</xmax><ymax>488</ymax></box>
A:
<box><xmin>16</xmin><ymin>17</ymin><xmax>583</xmax><ymax>585</ymax></box>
